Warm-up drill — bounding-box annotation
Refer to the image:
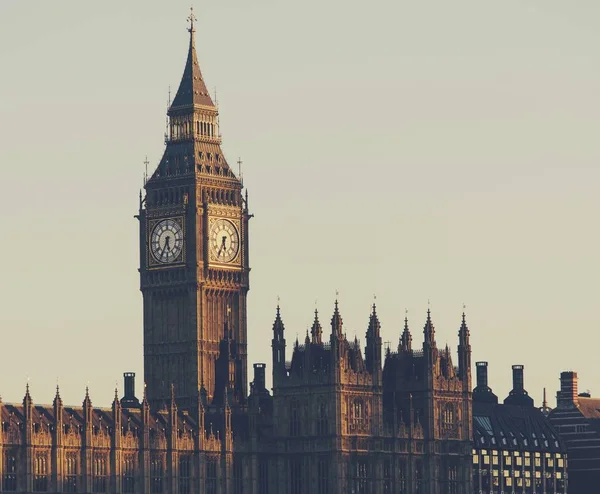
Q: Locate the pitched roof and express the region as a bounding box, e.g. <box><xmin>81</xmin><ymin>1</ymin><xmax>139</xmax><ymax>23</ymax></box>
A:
<box><xmin>473</xmin><ymin>401</ymin><xmax>565</xmax><ymax>453</ymax></box>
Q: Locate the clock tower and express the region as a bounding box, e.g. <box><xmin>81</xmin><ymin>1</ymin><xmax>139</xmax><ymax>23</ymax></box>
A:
<box><xmin>137</xmin><ymin>12</ymin><xmax>250</xmax><ymax>411</ymax></box>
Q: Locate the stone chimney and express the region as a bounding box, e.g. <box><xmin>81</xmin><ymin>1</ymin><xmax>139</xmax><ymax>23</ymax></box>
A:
<box><xmin>557</xmin><ymin>371</ymin><xmax>579</xmax><ymax>408</ymax></box>
<box><xmin>473</xmin><ymin>361</ymin><xmax>498</xmax><ymax>404</ymax></box>
<box><xmin>121</xmin><ymin>372</ymin><xmax>141</xmax><ymax>408</ymax></box>
<box><xmin>253</xmin><ymin>363</ymin><xmax>267</xmax><ymax>393</ymax></box>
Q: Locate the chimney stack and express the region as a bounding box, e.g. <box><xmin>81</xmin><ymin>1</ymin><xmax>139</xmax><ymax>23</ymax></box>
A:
<box><xmin>476</xmin><ymin>361</ymin><xmax>489</xmax><ymax>388</ymax></box>
<box><xmin>473</xmin><ymin>361</ymin><xmax>498</xmax><ymax>404</ymax></box>
<box><xmin>121</xmin><ymin>372</ymin><xmax>141</xmax><ymax>409</ymax></box>
<box><xmin>253</xmin><ymin>363</ymin><xmax>266</xmax><ymax>393</ymax></box>
<box><xmin>512</xmin><ymin>365</ymin><xmax>524</xmax><ymax>392</ymax></box>
<box><xmin>557</xmin><ymin>371</ymin><xmax>579</xmax><ymax>408</ymax></box>
<box><xmin>504</xmin><ymin>364</ymin><xmax>534</xmax><ymax>407</ymax></box>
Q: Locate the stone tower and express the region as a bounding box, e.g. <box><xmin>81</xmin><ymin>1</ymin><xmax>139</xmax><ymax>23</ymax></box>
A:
<box><xmin>138</xmin><ymin>12</ymin><xmax>250</xmax><ymax>410</ymax></box>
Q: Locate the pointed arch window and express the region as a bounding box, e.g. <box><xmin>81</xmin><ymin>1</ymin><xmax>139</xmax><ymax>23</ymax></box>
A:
<box><xmin>3</xmin><ymin>450</ymin><xmax>18</xmax><ymax>492</ymax></box>
<box><xmin>150</xmin><ymin>455</ymin><xmax>164</xmax><ymax>494</ymax></box>
<box><xmin>206</xmin><ymin>457</ymin><xmax>217</xmax><ymax>494</ymax></box>
<box><xmin>179</xmin><ymin>456</ymin><xmax>191</xmax><ymax>494</ymax></box>
<box><xmin>34</xmin><ymin>453</ymin><xmax>49</xmax><ymax>492</ymax></box>
<box><xmin>123</xmin><ymin>454</ymin><xmax>135</xmax><ymax>494</ymax></box>
<box><xmin>64</xmin><ymin>452</ymin><xmax>78</xmax><ymax>493</ymax></box>
<box><xmin>93</xmin><ymin>454</ymin><xmax>108</xmax><ymax>493</ymax></box>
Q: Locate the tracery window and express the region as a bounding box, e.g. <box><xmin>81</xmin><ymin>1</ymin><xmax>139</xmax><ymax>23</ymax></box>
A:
<box><xmin>317</xmin><ymin>401</ymin><xmax>328</xmax><ymax>435</ymax></box>
<box><xmin>93</xmin><ymin>454</ymin><xmax>108</xmax><ymax>493</ymax></box>
<box><xmin>3</xmin><ymin>451</ymin><xmax>17</xmax><ymax>492</ymax></box>
<box><xmin>34</xmin><ymin>453</ymin><xmax>49</xmax><ymax>492</ymax></box>
<box><xmin>350</xmin><ymin>459</ymin><xmax>369</xmax><ymax>494</ymax></box>
<box><xmin>350</xmin><ymin>398</ymin><xmax>368</xmax><ymax>433</ymax></box>
<box><xmin>150</xmin><ymin>455</ymin><xmax>163</xmax><ymax>494</ymax></box>
<box><xmin>123</xmin><ymin>454</ymin><xmax>135</xmax><ymax>494</ymax></box>
<box><xmin>398</xmin><ymin>461</ymin><xmax>408</xmax><ymax>494</ymax></box>
<box><xmin>448</xmin><ymin>465</ymin><xmax>458</xmax><ymax>494</ymax></box>
<box><xmin>259</xmin><ymin>457</ymin><xmax>269</xmax><ymax>494</ymax></box>
<box><xmin>290</xmin><ymin>458</ymin><xmax>303</xmax><ymax>494</ymax></box>
<box><xmin>233</xmin><ymin>457</ymin><xmax>244</xmax><ymax>494</ymax></box>
<box><xmin>179</xmin><ymin>456</ymin><xmax>191</xmax><ymax>494</ymax></box>
<box><xmin>206</xmin><ymin>457</ymin><xmax>217</xmax><ymax>494</ymax></box>
<box><xmin>383</xmin><ymin>459</ymin><xmax>392</xmax><ymax>494</ymax></box>
<box><xmin>290</xmin><ymin>401</ymin><xmax>300</xmax><ymax>437</ymax></box>
<box><xmin>65</xmin><ymin>452</ymin><xmax>78</xmax><ymax>493</ymax></box>
<box><xmin>317</xmin><ymin>458</ymin><xmax>328</xmax><ymax>494</ymax></box>
<box><xmin>415</xmin><ymin>461</ymin><xmax>424</xmax><ymax>494</ymax></box>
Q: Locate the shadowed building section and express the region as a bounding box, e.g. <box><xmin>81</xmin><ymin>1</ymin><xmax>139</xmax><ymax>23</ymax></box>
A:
<box><xmin>548</xmin><ymin>371</ymin><xmax>600</xmax><ymax>494</ymax></box>
<box><xmin>472</xmin><ymin>362</ymin><xmax>568</xmax><ymax>493</ymax></box>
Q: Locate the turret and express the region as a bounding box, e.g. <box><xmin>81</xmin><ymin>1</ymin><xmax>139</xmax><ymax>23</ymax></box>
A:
<box><xmin>54</xmin><ymin>386</ymin><xmax>64</xmax><ymax>446</ymax></box>
<box><xmin>399</xmin><ymin>315</ymin><xmax>412</xmax><ymax>352</ymax></box>
<box><xmin>23</xmin><ymin>383</ymin><xmax>33</xmax><ymax>443</ymax></box>
<box><xmin>423</xmin><ymin>309</ymin><xmax>436</xmax><ymax>349</ymax></box>
<box><xmin>457</xmin><ymin>311</ymin><xmax>471</xmax><ymax>383</ymax></box>
<box><xmin>365</xmin><ymin>303</ymin><xmax>383</xmax><ymax>384</ymax></box>
<box><xmin>311</xmin><ymin>309</ymin><xmax>322</xmax><ymax>344</ymax></box>
<box><xmin>271</xmin><ymin>305</ymin><xmax>286</xmax><ymax>383</ymax></box>
<box><xmin>112</xmin><ymin>388</ymin><xmax>122</xmax><ymax>450</ymax></box>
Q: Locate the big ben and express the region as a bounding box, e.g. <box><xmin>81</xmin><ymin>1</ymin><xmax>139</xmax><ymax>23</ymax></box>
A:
<box><xmin>138</xmin><ymin>11</ymin><xmax>250</xmax><ymax>411</ymax></box>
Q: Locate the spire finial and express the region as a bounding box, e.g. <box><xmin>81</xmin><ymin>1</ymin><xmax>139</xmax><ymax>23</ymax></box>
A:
<box><xmin>187</xmin><ymin>6</ymin><xmax>197</xmax><ymax>33</ymax></box>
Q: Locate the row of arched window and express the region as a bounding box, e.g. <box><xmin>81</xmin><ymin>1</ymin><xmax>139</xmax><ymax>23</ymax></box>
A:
<box><xmin>170</xmin><ymin>118</ymin><xmax>217</xmax><ymax>141</ymax></box>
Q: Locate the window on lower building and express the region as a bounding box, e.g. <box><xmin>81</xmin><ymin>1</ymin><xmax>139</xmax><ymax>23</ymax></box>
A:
<box><xmin>65</xmin><ymin>452</ymin><xmax>78</xmax><ymax>493</ymax></box>
<box><xmin>179</xmin><ymin>456</ymin><xmax>191</xmax><ymax>494</ymax></box>
<box><xmin>290</xmin><ymin>458</ymin><xmax>303</xmax><ymax>494</ymax></box>
<box><xmin>206</xmin><ymin>457</ymin><xmax>217</xmax><ymax>494</ymax></box>
<box><xmin>123</xmin><ymin>454</ymin><xmax>135</xmax><ymax>494</ymax></box>
<box><xmin>150</xmin><ymin>455</ymin><xmax>163</xmax><ymax>494</ymax></box>
<box><xmin>3</xmin><ymin>451</ymin><xmax>17</xmax><ymax>492</ymax></box>
<box><xmin>350</xmin><ymin>459</ymin><xmax>369</xmax><ymax>494</ymax></box>
<box><xmin>34</xmin><ymin>454</ymin><xmax>49</xmax><ymax>492</ymax></box>
<box><xmin>93</xmin><ymin>454</ymin><xmax>108</xmax><ymax>493</ymax></box>
<box><xmin>233</xmin><ymin>457</ymin><xmax>243</xmax><ymax>494</ymax></box>
<box><xmin>383</xmin><ymin>459</ymin><xmax>392</xmax><ymax>494</ymax></box>
<box><xmin>259</xmin><ymin>457</ymin><xmax>269</xmax><ymax>494</ymax></box>
<box><xmin>318</xmin><ymin>458</ymin><xmax>329</xmax><ymax>494</ymax></box>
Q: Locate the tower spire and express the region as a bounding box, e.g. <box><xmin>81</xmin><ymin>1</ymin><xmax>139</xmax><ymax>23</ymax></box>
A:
<box><xmin>400</xmin><ymin>312</ymin><xmax>412</xmax><ymax>352</ymax></box>
<box><xmin>311</xmin><ymin>308</ymin><xmax>323</xmax><ymax>344</ymax></box>
<box><xmin>423</xmin><ymin>308</ymin><xmax>436</xmax><ymax>348</ymax></box>
<box><xmin>169</xmin><ymin>7</ymin><xmax>214</xmax><ymax>112</ymax></box>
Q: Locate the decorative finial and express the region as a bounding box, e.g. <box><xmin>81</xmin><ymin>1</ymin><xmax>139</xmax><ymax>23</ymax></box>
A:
<box><xmin>188</xmin><ymin>6</ymin><xmax>197</xmax><ymax>33</ymax></box>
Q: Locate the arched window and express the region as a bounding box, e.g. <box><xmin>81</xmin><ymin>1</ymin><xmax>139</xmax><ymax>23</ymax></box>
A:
<box><xmin>3</xmin><ymin>451</ymin><xmax>18</xmax><ymax>492</ymax></box>
<box><xmin>93</xmin><ymin>454</ymin><xmax>107</xmax><ymax>493</ymax></box>
<box><xmin>64</xmin><ymin>452</ymin><xmax>78</xmax><ymax>493</ymax></box>
<box><xmin>34</xmin><ymin>454</ymin><xmax>49</xmax><ymax>492</ymax></box>
<box><xmin>123</xmin><ymin>454</ymin><xmax>135</xmax><ymax>494</ymax></box>
<box><xmin>150</xmin><ymin>455</ymin><xmax>163</xmax><ymax>494</ymax></box>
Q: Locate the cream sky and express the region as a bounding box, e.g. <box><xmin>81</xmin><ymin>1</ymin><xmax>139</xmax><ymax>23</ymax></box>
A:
<box><xmin>1</xmin><ymin>0</ymin><xmax>599</xmax><ymax>407</ymax></box>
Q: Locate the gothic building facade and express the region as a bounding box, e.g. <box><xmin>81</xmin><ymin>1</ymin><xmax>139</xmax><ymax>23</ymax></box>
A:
<box><xmin>0</xmin><ymin>12</ymin><xmax>474</xmax><ymax>494</ymax></box>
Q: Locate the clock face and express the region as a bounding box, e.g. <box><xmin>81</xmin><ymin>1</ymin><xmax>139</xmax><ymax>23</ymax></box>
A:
<box><xmin>210</xmin><ymin>218</ymin><xmax>240</xmax><ymax>263</ymax></box>
<box><xmin>150</xmin><ymin>218</ymin><xmax>184</xmax><ymax>264</ymax></box>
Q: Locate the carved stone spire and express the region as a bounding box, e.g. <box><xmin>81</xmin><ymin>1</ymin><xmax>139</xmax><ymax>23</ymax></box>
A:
<box><xmin>423</xmin><ymin>309</ymin><xmax>436</xmax><ymax>348</ymax></box>
<box><xmin>311</xmin><ymin>309</ymin><xmax>323</xmax><ymax>344</ymax></box>
<box><xmin>331</xmin><ymin>300</ymin><xmax>343</xmax><ymax>338</ymax></box>
<box><xmin>400</xmin><ymin>315</ymin><xmax>412</xmax><ymax>352</ymax></box>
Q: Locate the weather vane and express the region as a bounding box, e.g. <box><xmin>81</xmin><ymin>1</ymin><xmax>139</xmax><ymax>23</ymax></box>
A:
<box><xmin>188</xmin><ymin>7</ymin><xmax>197</xmax><ymax>32</ymax></box>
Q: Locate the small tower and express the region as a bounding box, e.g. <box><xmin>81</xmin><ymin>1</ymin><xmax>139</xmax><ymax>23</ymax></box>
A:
<box><xmin>311</xmin><ymin>309</ymin><xmax>322</xmax><ymax>344</ymax></box>
<box><xmin>271</xmin><ymin>305</ymin><xmax>286</xmax><ymax>384</ymax></box>
<box><xmin>365</xmin><ymin>303</ymin><xmax>383</xmax><ymax>385</ymax></box>
<box><xmin>457</xmin><ymin>311</ymin><xmax>471</xmax><ymax>384</ymax></box>
<box><xmin>399</xmin><ymin>315</ymin><xmax>412</xmax><ymax>352</ymax></box>
<box><xmin>423</xmin><ymin>308</ymin><xmax>437</xmax><ymax>349</ymax></box>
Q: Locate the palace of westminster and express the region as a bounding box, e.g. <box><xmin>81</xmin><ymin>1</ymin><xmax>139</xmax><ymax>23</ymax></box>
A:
<box><xmin>0</xmin><ymin>11</ymin><xmax>574</xmax><ymax>494</ymax></box>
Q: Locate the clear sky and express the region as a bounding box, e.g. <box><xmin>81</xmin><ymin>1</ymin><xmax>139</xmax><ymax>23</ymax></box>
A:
<box><xmin>1</xmin><ymin>0</ymin><xmax>599</xmax><ymax>408</ymax></box>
